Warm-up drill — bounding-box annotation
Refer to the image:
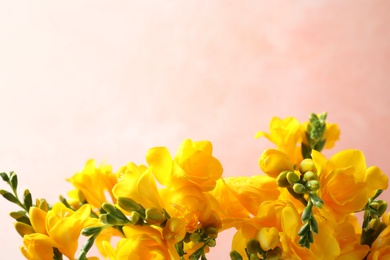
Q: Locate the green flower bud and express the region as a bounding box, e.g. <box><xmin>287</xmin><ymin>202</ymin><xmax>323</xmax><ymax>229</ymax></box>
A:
<box><xmin>102</xmin><ymin>203</ymin><xmax>129</xmax><ymax>223</ymax></box>
<box><xmin>303</xmin><ymin>171</ymin><xmax>318</xmax><ymax>182</ymax></box>
<box><xmin>378</xmin><ymin>201</ymin><xmax>388</xmax><ymax>217</ymax></box>
<box><xmin>246</xmin><ymin>238</ymin><xmax>261</xmax><ymax>255</ymax></box>
<box><xmin>249</xmin><ymin>254</ymin><xmax>260</xmax><ymax>260</ymax></box>
<box><xmin>367</xmin><ymin>218</ymin><xmax>381</xmax><ymax>230</ymax></box>
<box><xmin>293</xmin><ymin>183</ymin><xmax>306</xmax><ymax>194</ymax></box>
<box><xmin>265</xmin><ymin>247</ymin><xmax>282</xmax><ymax>260</ymax></box>
<box><xmin>205</xmin><ymin>227</ymin><xmax>219</xmax><ymax>239</ymax></box>
<box><xmin>207</xmin><ymin>238</ymin><xmax>216</xmax><ymax>247</ymax></box>
<box><xmin>82</xmin><ymin>226</ymin><xmax>103</xmax><ymax>236</ymax></box>
<box><xmin>130</xmin><ymin>211</ymin><xmax>141</xmax><ymax>224</ymax></box>
<box><xmin>145</xmin><ymin>207</ymin><xmax>166</xmax><ymax>225</ymax></box>
<box><xmin>117</xmin><ymin>197</ymin><xmax>142</xmax><ymax>212</ymax></box>
<box><xmin>287</xmin><ymin>171</ymin><xmax>300</xmax><ymax>185</ymax></box>
<box><xmin>306</xmin><ymin>180</ymin><xmax>320</xmax><ymax>191</ymax></box>
<box><xmin>299</xmin><ymin>159</ymin><xmax>317</xmax><ymax>174</ymax></box>
<box><xmin>190</xmin><ymin>232</ymin><xmax>201</xmax><ymax>243</ymax></box>
<box><xmin>230</xmin><ymin>250</ymin><xmax>243</xmax><ymax>260</ymax></box>
<box><xmin>276</xmin><ymin>171</ymin><xmax>290</xmax><ymax>187</ymax></box>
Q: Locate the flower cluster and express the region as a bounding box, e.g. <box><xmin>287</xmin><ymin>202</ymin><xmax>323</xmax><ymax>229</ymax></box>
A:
<box><xmin>1</xmin><ymin>113</ymin><xmax>389</xmax><ymax>260</ymax></box>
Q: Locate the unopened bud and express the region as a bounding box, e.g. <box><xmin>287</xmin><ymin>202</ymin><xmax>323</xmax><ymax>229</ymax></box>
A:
<box><xmin>306</xmin><ymin>180</ymin><xmax>320</xmax><ymax>191</ymax></box>
<box><xmin>207</xmin><ymin>238</ymin><xmax>216</xmax><ymax>247</ymax></box>
<box><xmin>299</xmin><ymin>159</ymin><xmax>317</xmax><ymax>174</ymax></box>
<box><xmin>145</xmin><ymin>208</ymin><xmax>166</xmax><ymax>225</ymax></box>
<box><xmin>286</xmin><ymin>171</ymin><xmax>300</xmax><ymax>185</ymax></box>
<box><xmin>265</xmin><ymin>247</ymin><xmax>282</xmax><ymax>260</ymax></box>
<box><xmin>276</xmin><ymin>171</ymin><xmax>290</xmax><ymax>187</ymax></box>
<box><xmin>230</xmin><ymin>250</ymin><xmax>243</xmax><ymax>260</ymax></box>
<box><xmin>130</xmin><ymin>211</ymin><xmax>141</xmax><ymax>224</ymax></box>
<box><xmin>190</xmin><ymin>232</ymin><xmax>201</xmax><ymax>243</ymax></box>
<box><xmin>205</xmin><ymin>227</ymin><xmax>219</xmax><ymax>239</ymax></box>
<box><xmin>37</xmin><ymin>199</ymin><xmax>49</xmax><ymax>212</ymax></box>
<box><xmin>368</xmin><ymin>218</ymin><xmax>381</xmax><ymax>230</ymax></box>
<box><xmin>246</xmin><ymin>238</ymin><xmax>261</xmax><ymax>255</ymax></box>
<box><xmin>293</xmin><ymin>183</ymin><xmax>306</xmax><ymax>194</ymax></box>
<box><xmin>303</xmin><ymin>171</ymin><xmax>318</xmax><ymax>182</ymax></box>
<box><xmin>117</xmin><ymin>197</ymin><xmax>142</xmax><ymax>212</ymax></box>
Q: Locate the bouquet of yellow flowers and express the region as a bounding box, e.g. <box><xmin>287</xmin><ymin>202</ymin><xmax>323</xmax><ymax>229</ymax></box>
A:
<box><xmin>1</xmin><ymin>113</ymin><xmax>389</xmax><ymax>260</ymax></box>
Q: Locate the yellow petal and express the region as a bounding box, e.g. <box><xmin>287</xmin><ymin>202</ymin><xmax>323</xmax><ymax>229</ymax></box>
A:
<box><xmin>29</xmin><ymin>207</ymin><xmax>48</xmax><ymax>235</ymax></box>
<box><xmin>329</xmin><ymin>150</ymin><xmax>366</xmax><ymax>182</ymax></box>
<box><xmin>146</xmin><ymin>147</ymin><xmax>173</xmax><ymax>186</ymax></box>
<box><xmin>366</xmin><ymin>166</ymin><xmax>389</xmax><ymax>191</ymax></box>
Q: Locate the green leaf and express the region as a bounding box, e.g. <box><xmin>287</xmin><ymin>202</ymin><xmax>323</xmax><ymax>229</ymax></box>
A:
<box><xmin>23</xmin><ymin>189</ymin><xmax>33</xmax><ymax>211</ymax></box>
<box><xmin>10</xmin><ymin>211</ymin><xmax>27</xmax><ymax>219</ymax></box>
<box><xmin>9</xmin><ymin>172</ymin><xmax>18</xmax><ymax>190</ymax></box>
<box><xmin>0</xmin><ymin>189</ymin><xmax>19</xmax><ymax>204</ymax></box>
<box><xmin>15</xmin><ymin>215</ymin><xmax>31</xmax><ymax>225</ymax></box>
<box><xmin>314</xmin><ymin>139</ymin><xmax>326</xmax><ymax>152</ymax></box>
<box><xmin>0</xmin><ymin>172</ymin><xmax>9</xmax><ymax>182</ymax></box>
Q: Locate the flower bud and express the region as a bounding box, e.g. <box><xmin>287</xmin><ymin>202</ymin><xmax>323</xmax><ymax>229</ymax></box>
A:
<box><xmin>293</xmin><ymin>183</ymin><xmax>306</xmax><ymax>194</ymax></box>
<box><xmin>129</xmin><ymin>211</ymin><xmax>141</xmax><ymax>224</ymax></box>
<box><xmin>286</xmin><ymin>171</ymin><xmax>300</xmax><ymax>185</ymax></box>
<box><xmin>306</xmin><ymin>180</ymin><xmax>320</xmax><ymax>191</ymax></box>
<box><xmin>276</xmin><ymin>171</ymin><xmax>290</xmax><ymax>187</ymax></box>
<box><xmin>37</xmin><ymin>199</ymin><xmax>49</xmax><ymax>212</ymax></box>
<box><xmin>303</xmin><ymin>171</ymin><xmax>318</xmax><ymax>182</ymax></box>
<box><xmin>230</xmin><ymin>250</ymin><xmax>243</xmax><ymax>260</ymax></box>
<box><xmin>82</xmin><ymin>226</ymin><xmax>103</xmax><ymax>236</ymax></box>
<box><xmin>299</xmin><ymin>159</ymin><xmax>317</xmax><ymax>174</ymax></box>
<box><xmin>265</xmin><ymin>247</ymin><xmax>282</xmax><ymax>260</ymax></box>
<box><xmin>246</xmin><ymin>238</ymin><xmax>261</xmax><ymax>255</ymax></box>
<box><xmin>367</xmin><ymin>218</ymin><xmax>381</xmax><ymax>230</ymax></box>
<box><xmin>190</xmin><ymin>232</ymin><xmax>201</xmax><ymax>243</ymax></box>
<box><xmin>205</xmin><ymin>227</ymin><xmax>219</xmax><ymax>239</ymax></box>
<box><xmin>145</xmin><ymin>207</ymin><xmax>166</xmax><ymax>225</ymax></box>
<box><xmin>207</xmin><ymin>238</ymin><xmax>216</xmax><ymax>247</ymax></box>
<box><xmin>259</xmin><ymin>149</ymin><xmax>294</xmax><ymax>178</ymax></box>
<box><xmin>117</xmin><ymin>197</ymin><xmax>143</xmax><ymax>212</ymax></box>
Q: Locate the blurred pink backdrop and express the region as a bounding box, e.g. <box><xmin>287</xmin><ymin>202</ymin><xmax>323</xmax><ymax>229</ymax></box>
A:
<box><xmin>1</xmin><ymin>1</ymin><xmax>390</xmax><ymax>259</ymax></box>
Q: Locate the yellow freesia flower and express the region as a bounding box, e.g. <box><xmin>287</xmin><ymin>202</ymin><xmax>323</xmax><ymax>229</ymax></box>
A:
<box><xmin>102</xmin><ymin>225</ymin><xmax>178</xmax><ymax>260</ymax></box>
<box><xmin>163</xmin><ymin>217</ymin><xmax>187</xmax><ymax>244</ymax></box>
<box><xmin>333</xmin><ymin>215</ymin><xmax>369</xmax><ymax>260</ymax></box>
<box><xmin>113</xmin><ymin>163</ymin><xmax>163</xmax><ymax>211</ymax></box>
<box><xmin>222</xmin><ymin>175</ymin><xmax>280</xmax><ymax>216</ymax></box>
<box><xmin>232</xmin><ymin>201</ymin><xmax>307</xmax><ymax>259</ymax></box>
<box><xmin>312</xmin><ymin>149</ymin><xmax>388</xmax><ymax>221</ymax></box>
<box><xmin>67</xmin><ymin>159</ymin><xmax>117</xmax><ymax>210</ymax></box>
<box><xmin>209</xmin><ymin>178</ymin><xmax>250</xmax><ymax>222</ymax></box>
<box><xmin>146</xmin><ymin>139</ymin><xmax>223</xmax><ymax>191</ymax></box>
<box><xmin>21</xmin><ymin>203</ymin><xmax>98</xmax><ymax>260</ymax></box>
<box><xmin>255</xmin><ymin>116</ymin><xmax>302</xmax><ymax>165</ymax></box>
<box><xmin>259</xmin><ymin>149</ymin><xmax>294</xmax><ymax>178</ymax></box>
<box><xmin>160</xmin><ymin>185</ymin><xmax>212</xmax><ymax>233</ymax></box>
<box><xmin>368</xmin><ymin>225</ymin><xmax>390</xmax><ymax>260</ymax></box>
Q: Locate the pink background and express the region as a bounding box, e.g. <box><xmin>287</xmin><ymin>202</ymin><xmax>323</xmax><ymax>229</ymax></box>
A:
<box><xmin>1</xmin><ymin>1</ymin><xmax>390</xmax><ymax>259</ymax></box>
